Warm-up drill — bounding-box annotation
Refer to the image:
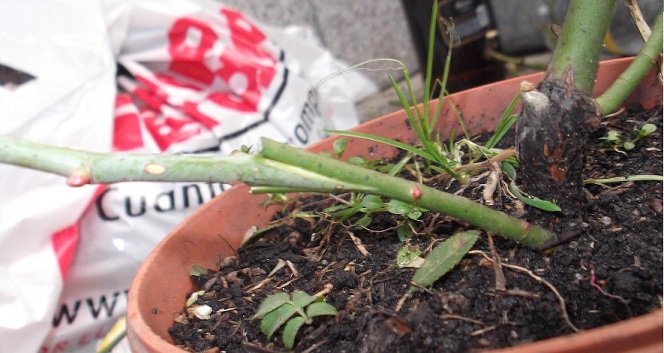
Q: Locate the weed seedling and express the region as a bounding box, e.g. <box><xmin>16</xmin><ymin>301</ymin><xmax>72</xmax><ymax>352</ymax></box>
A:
<box><xmin>600</xmin><ymin>123</ymin><xmax>657</xmax><ymax>154</ymax></box>
<box><xmin>253</xmin><ymin>291</ymin><xmax>338</xmax><ymax>350</ymax></box>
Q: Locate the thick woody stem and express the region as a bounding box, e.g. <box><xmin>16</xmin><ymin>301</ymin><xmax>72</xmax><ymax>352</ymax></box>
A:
<box><xmin>547</xmin><ymin>0</ymin><xmax>617</xmax><ymax>94</ymax></box>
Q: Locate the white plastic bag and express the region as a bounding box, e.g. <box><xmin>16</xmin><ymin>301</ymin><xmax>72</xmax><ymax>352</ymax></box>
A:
<box><xmin>0</xmin><ymin>1</ymin><xmax>115</xmax><ymax>352</ymax></box>
<box><xmin>0</xmin><ymin>1</ymin><xmax>376</xmax><ymax>352</ymax></box>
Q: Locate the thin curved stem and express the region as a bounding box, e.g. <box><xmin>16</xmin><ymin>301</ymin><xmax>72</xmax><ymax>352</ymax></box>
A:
<box><xmin>595</xmin><ymin>12</ymin><xmax>663</xmax><ymax>115</ymax></box>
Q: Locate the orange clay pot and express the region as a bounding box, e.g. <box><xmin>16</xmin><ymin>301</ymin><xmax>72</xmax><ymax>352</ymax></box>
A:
<box><xmin>126</xmin><ymin>57</ymin><xmax>663</xmax><ymax>353</ymax></box>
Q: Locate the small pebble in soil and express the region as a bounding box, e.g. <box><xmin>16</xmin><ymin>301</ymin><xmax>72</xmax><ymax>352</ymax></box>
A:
<box><xmin>599</xmin><ymin>216</ymin><xmax>612</xmax><ymax>225</ymax></box>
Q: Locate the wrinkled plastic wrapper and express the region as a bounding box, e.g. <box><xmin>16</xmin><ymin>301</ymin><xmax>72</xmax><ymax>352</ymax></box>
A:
<box><xmin>0</xmin><ymin>1</ymin><xmax>377</xmax><ymax>352</ymax></box>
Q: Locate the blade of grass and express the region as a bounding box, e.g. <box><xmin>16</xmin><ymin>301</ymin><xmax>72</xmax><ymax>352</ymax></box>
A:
<box><xmin>387</xmin><ymin>154</ymin><xmax>413</xmax><ymax>177</ymax></box>
<box><xmin>502</xmin><ymin>161</ymin><xmax>561</xmax><ymax>212</ymax></box>
<box><xmin>430</xmin><ymin>18</ymin><xmax>456</xmax><ymax>133</ymax></box>
<box><xmin>485</xmin><ymin>94</ymin><xmax>521</xmax><ymax>149</ymax></box>
<box><xmin>445</xmin><ymin>94</ymin><xmax>471</xmax><ymax>141</ymax></box>
<box><xmin>585</xmin><ymin>175</ymin><xmax>663</xmax><ymax>184</ymax></box>
<box><xmin>421</xmin><ymin>0</ymin><xmax>439</xmax><ymax>136</ymax></box>
<box><xmin>389</xmin><ymin>75</ymin><xmax>427</xmax><ymax>141</ymax></box>
<box><xmin>328</xmin><ymin>129</ymin><xmax>460</xmax><ymax>179</ymax></box>
<box><xmin>326</xmin><ymin>130</ymin><xmax>435</xmax><ymax>161</ymax></box>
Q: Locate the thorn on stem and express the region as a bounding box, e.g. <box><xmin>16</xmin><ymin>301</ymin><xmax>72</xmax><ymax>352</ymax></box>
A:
<box><xmin>411</xmin><ymin>186</ymin><xmax>422</xmax><ymax>200</ymax></box>
<box><xmin>67</xmin><ymin>169</ymin><xmax>92</xmax><ymax>187</ymax></box>
<box><xmin>518</xmin><ymin>220</ymin><xmax>531</xmax><ymax>242</ymax></box>
<box><xmin>521</xmin><ymin>220</ymin><xmax>530</xmax><ymax>231</ymax></box>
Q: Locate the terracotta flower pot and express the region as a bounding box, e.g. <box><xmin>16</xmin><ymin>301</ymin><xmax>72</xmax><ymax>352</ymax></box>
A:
<box><xmin>126</xmin><ymin>58</ymin><xmax>663</xmax><ymax>353</ymax></box>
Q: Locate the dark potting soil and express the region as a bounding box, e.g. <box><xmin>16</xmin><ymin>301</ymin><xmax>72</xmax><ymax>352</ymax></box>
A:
<box><xmin>169</xmin><ymin>104</ymin><xmax>662</xmax><ymax>353</ymax></box>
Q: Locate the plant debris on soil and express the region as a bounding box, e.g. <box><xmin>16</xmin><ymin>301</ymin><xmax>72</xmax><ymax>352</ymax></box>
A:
<box><xmin>169</xmin><ymin>104</ymin><xmax>662</xmax><ymax>353</ymax></box>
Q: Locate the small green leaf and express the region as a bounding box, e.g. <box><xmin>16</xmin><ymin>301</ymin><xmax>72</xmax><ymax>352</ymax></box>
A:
<box><xmin>361</xmin><ymin>195</ymin><xmax>384</xmax><ymax>210</ymax></box>
<box><xmin>260</xmin><ymin>304</ymin><xmax>298</xmax><ymax>339</ymax></box>
<box><xmin>282</xmin><ymin>316</ymin><xmax>306</xmax><ymax>349</ymax></box>
<box><xmin>639</xmin><ymin>123</ymin><xmax>656</xmax><ymax>136</ymax></box>
<box><xmin>623</xmin><ymin>141</ymin><xmax>635</xmax><ymax>150</ymax></box>
<box><xmin>189</xmin><ymin>264</ymin><xmax>207</xmax><ymax>277</ymax></box>
<box><xmin>253</xmin><ymin>292</ymin><xmax>290</xmax><ymax>319</ymax></box>
<box><xmin>305</xmin><ymin>302</ymin><xmax>338</xmax><ymax>318</ymax></box>
<box><xmin>410</xmin><ymin>230</ymin><xmax>479</xmax><ymax>292</ymax></box>
<box><xmin>397</xmin><ymin>224</ymin><xmax>414</xmax><ymax>242</ymax></box>
<box><xmin>185</xmin><ymin>290</ymin><xmax>205</xmax><ymax>307</ymax></box>
<box><xmin>397</xmin><ymin>245</ymin><xmax>422</xmax><ymax>268</ymax></box>
<box><xmin>387</xmin><ymin>200</ymin><xmax>426</xmax><ymax>219</ymax></box>
<box><xmin>607</xmin><ymin>130</ymin><xmax>621</xmax><ymax>141</ymax></box>
<box><xmin>407</xmin><ymin>208</ymin><xmax>423</xmax><ymax>220</ymax></box>
<box><xmin>600</xmin><ymin>130</ymin><xmax>622</xmax><ymax>145</ymax></box>
<box><xmin>291</xmin><ymin>290</ymin><xmax>318</xmax><ymax>308</ymax></box>
<box><xmin>356</xmin><ymin>214</ymin><xmax>372</xmax><ymax>227</ymax></box>
<box><xmin>332</xmin><ymin>138</ymin><xmax>347</xmax><ymax>158</ymax></box>
<box><xmin>387</xmin><ymin>199</ymin><xmax>412</xmax><ymax>215</ymax></box>
<box><xmin>346</xmin><ymin>156</ymin><xmax>366</xmax><ymax>165</ymax></box>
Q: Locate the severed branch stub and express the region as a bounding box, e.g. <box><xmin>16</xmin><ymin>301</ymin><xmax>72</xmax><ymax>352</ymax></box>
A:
<box><xmin>515</xmin><ymin>75</ymin><xmax>601</xmax><ymax>229</ymax></box>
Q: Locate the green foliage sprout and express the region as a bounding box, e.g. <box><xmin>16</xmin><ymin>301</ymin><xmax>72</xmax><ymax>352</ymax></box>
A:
<box><xmin>319</xmin><ymin>138</ymin><xmax>427</xmax><ymax>239</ymax></box>
<box><xmin>328</xmin><ymin>1</ymin><xmax>463</xmax><ymax>182</ymax></box>
<box><xmin>252</xmin><ymin>291</ymin><xmax>338</xmax><ymax>350</ymax></box>
<box><xmin>600</xmin><ymin>123</ymin><xmax>657</xmax><ymax>155</ymax></box>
